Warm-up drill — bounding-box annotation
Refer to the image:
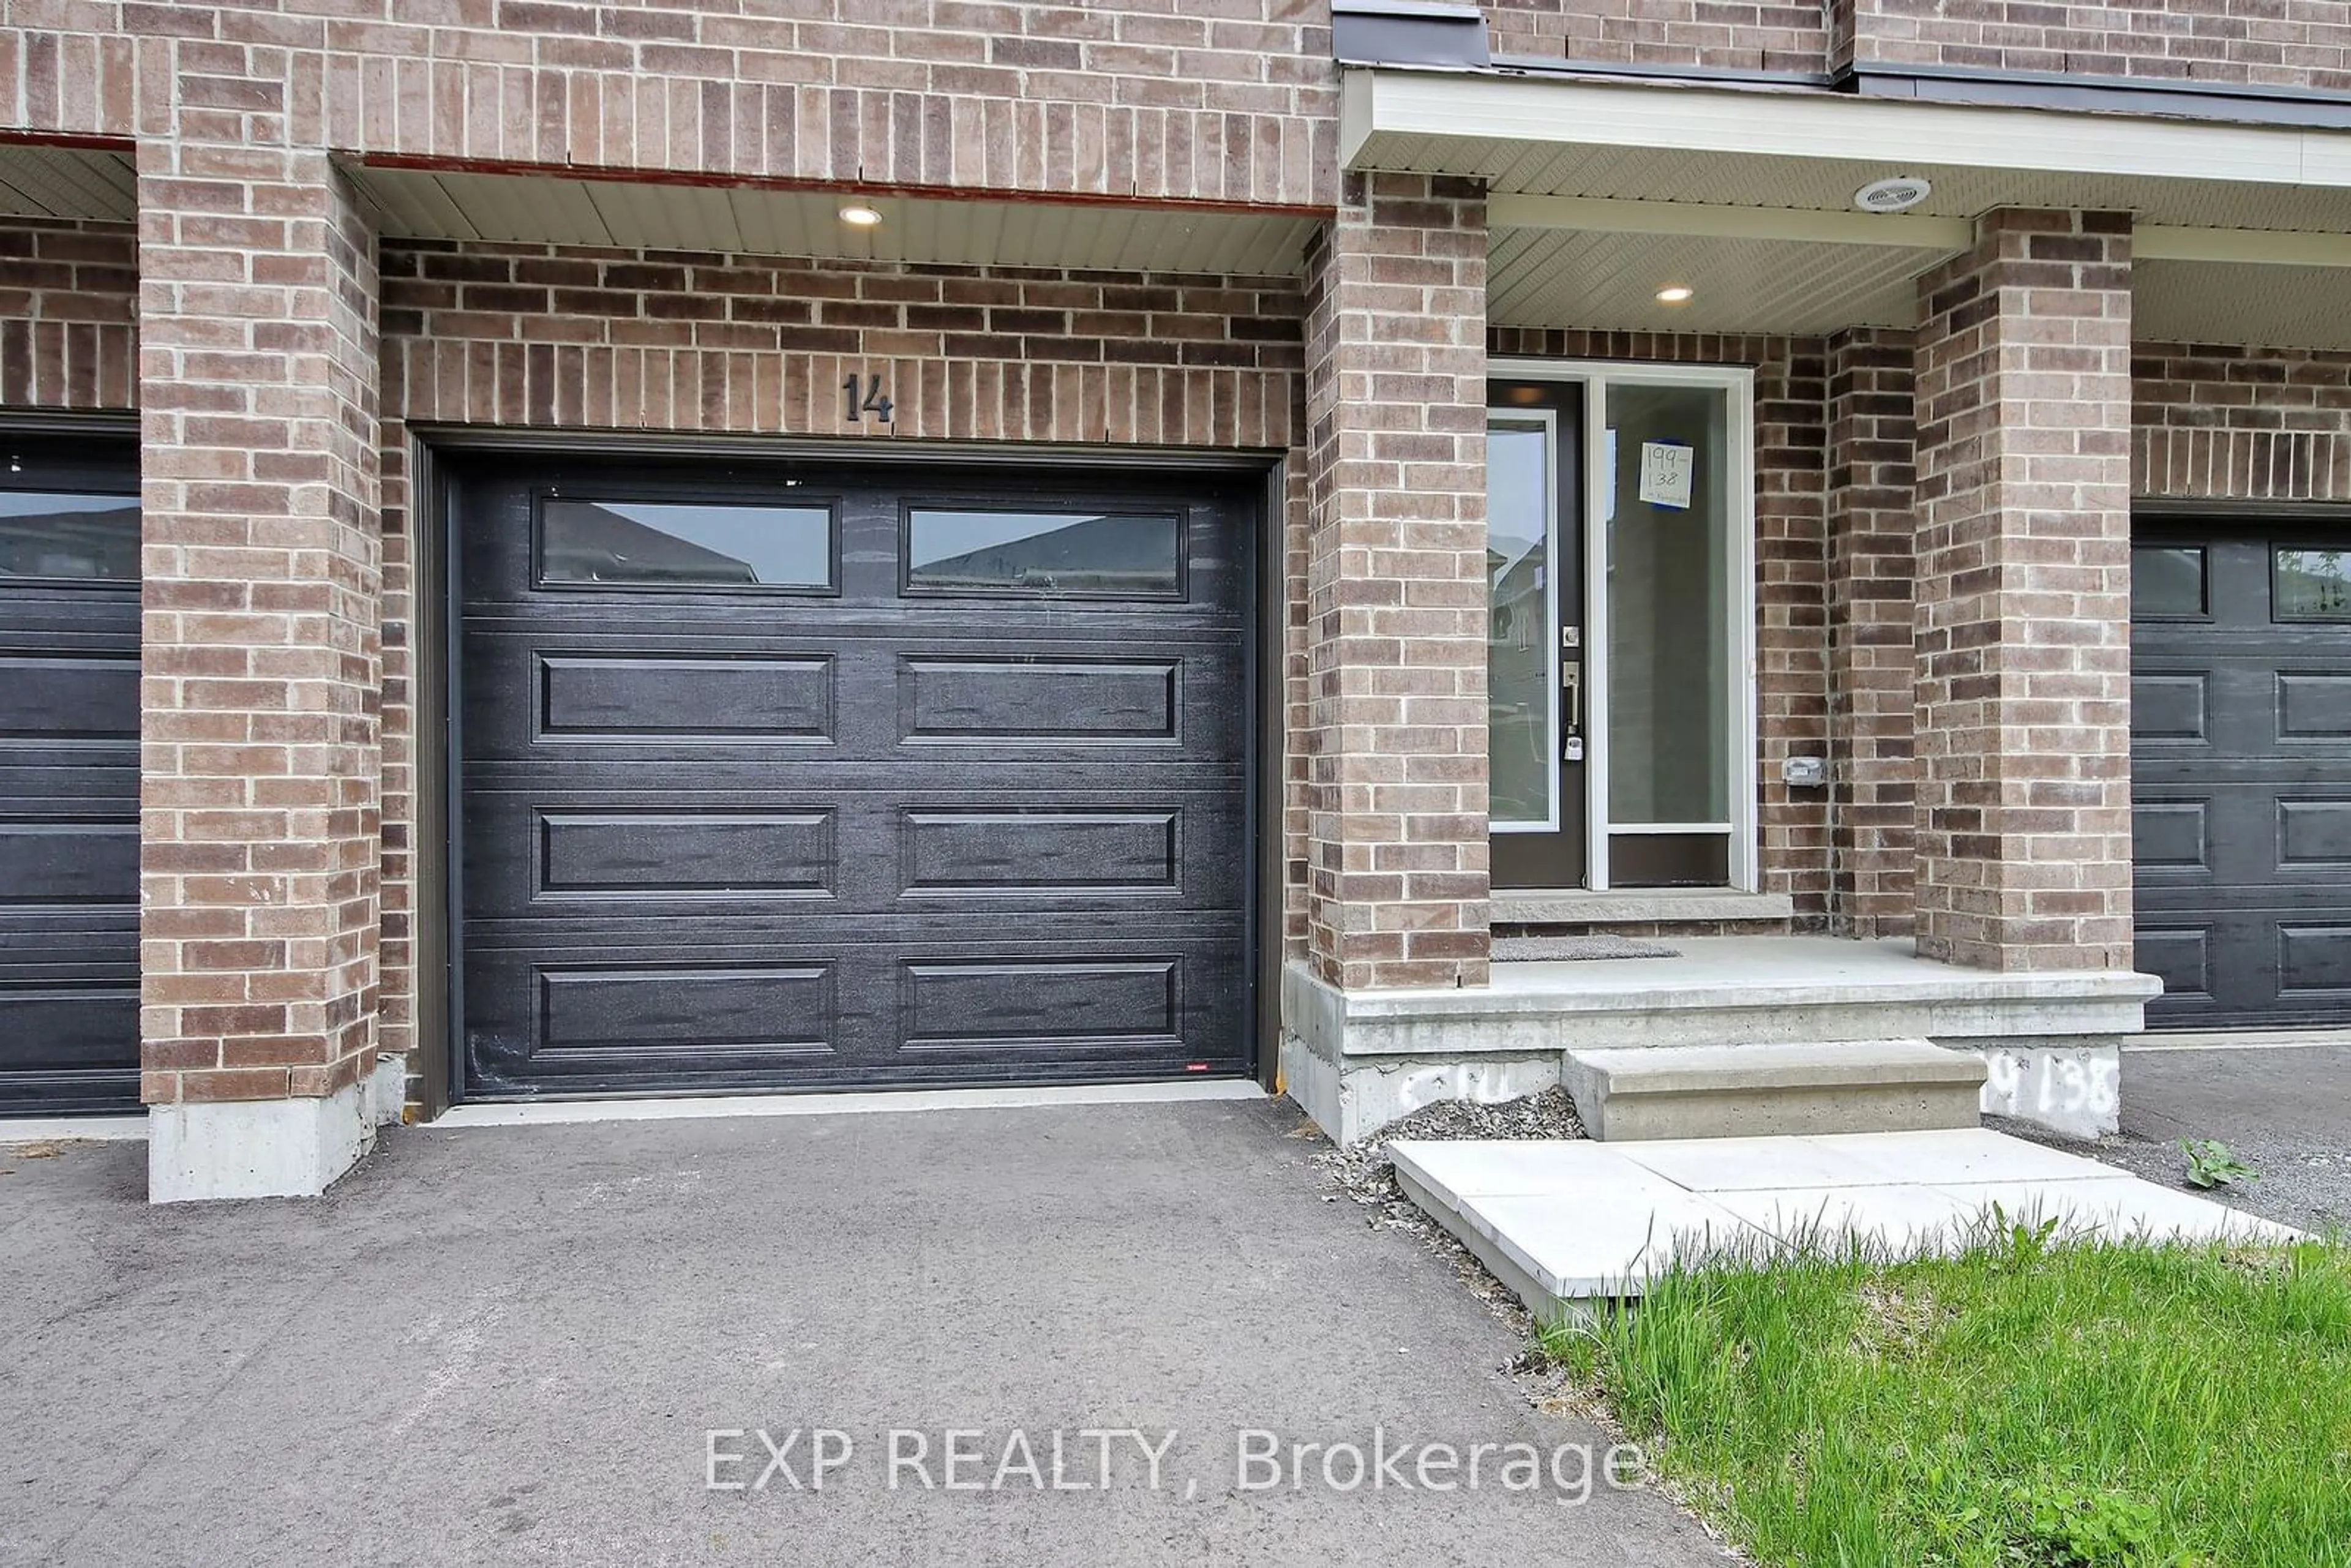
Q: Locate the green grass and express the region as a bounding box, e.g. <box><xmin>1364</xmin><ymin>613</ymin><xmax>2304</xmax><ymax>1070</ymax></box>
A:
<box><xmin>1543</xmin><ymin>1221</ymin><xmax>2351</xmax><ymax>1568</ymax></box>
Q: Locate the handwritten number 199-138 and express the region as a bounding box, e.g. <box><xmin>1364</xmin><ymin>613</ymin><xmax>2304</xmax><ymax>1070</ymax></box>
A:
<box><xmin>843</xmin><ymin>374</ymin><xmax>894</xmax><ymax>425</ymax></box>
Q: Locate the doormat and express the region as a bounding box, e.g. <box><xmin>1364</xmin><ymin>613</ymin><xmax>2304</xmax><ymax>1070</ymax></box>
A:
<box><xmin>1493</xmin><ymin>934</ymin><xmax>1682</xmax><ymax>962</ymax></box>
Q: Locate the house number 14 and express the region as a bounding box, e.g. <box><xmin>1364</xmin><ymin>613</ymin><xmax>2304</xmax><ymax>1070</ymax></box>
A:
<box><xmin>843</xmin><ymin>373</ymin><xmax>894</xmax><ymax>425</ymax></box>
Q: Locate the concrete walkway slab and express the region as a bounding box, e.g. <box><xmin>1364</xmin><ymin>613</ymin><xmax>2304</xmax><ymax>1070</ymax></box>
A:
<box><xmin>0</xmin><ymin>1097</ymin><xmax>1728</xmax><ymax>1568</ymax></box>
<box><xmin>1453</xmin><ymin>1180</ymin><xmax>1752</xmax><ymax>1305</ymax></box>
<box><xmin>1390</xmin><ymin>1129</ymin><xmax>2306</xmax><ymax>1322</ymax></box>
<box><xmin>1704</xmin><ymin>1184</ymin><xmax>1980</xmax><ymax>1258</ymax></box>
<box><xmin>1926</xmin><ymin>1176</ymin><xmax>2295</xmax><ymax>1242</ymax></box>
<box><xmin>1611</xmin><ymin>1133</ymin><xmax>1903</xmax><ymax>1191</ymax></box>
<box><xmin>1823</xmin><ymin>1127</ymin><xmax>2123</xmax><ymax>1186</ymax></box>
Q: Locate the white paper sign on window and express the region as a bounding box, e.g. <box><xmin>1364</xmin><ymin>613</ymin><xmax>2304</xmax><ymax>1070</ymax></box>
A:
<box><xmin>1638</xmin><ymin>440</ymin><xmax>1694</xmax><ymax>511</ymax></box>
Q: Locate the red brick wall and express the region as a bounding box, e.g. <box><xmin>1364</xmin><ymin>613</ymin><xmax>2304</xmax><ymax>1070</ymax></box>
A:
<box><xmin>372</xmin><ymin>238</ymin><xmax>1310</xmax><ymax>1103</ymax></box>
<box><xmin>1484</xmin><ymin>0</ymin><xmax>1829</xmax><ymax>75</ymax></box>
<box><xmin>1825</xmin><ymin>326</ymin><xmax>1917</xmax><ymax>939</ymax></box>
<box><xmin>1913</xmin><ymin>209</ymin><xmax>2135</xmax><ymax>973</ymax></box>
<box><xmin>1840</xmin><ymin>0</ymin><xmax>2351</xmax><ymax>91</ymax></box>
<box><xmin>2135</xmin><ymin>342</ymin><xmax>2351</xmax><ymax>503</ymax></box>
<box><xmin>381</xmin><ymin>246</ymin><xmax>1302</xmax><ymax>445</ymax></box>
<box><xmin>0</xmin><ymin>21</ymin><xmax>136</xmax><ymax>140</ymax></box>
<box><xmin>1302</xmin><ymin>172</ymin><xmax>1492</xmax><ymax>991</ymax></box>
<box><xmin>0</xmin><ymin>219</ymin><xmax>137</xmax><ymax>411</ymax></box>
<box><xmin>138</xmin><ymin>148</ymin><xmax>384</xmax><ymax>1108</ymax></box>
<box><xmin>1827</xmin><ymin>0</ymin><xmax>1858</xmax><ymax>73</ymax></box>
<box><xmin>1487</xmin><ymin>327</ymin><xmax>1831</xmax><ymax>926</ymax></box>
<box><xmin>5</xmin><ymin>3</ymin><xmax>1337</xmax><ymax>206</ymax></box>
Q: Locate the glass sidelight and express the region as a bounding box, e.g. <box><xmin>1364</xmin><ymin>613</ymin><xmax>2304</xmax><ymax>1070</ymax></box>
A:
<box><xmin>1487</xmin><ymin>382</ymin><xmax>1586</xmax><ymax>889</ymax></box>
<box><xmin>1601</xmin><ymin>380</ymin><xmax>1736</xmax><ymax>887</ymax></box>
<box><xmin>1488</xmin><ymin>413</ymin><xmax>1556</xmax><ymax>828</ymax></box>
<box><xmin>1487</xmin><ymin>365</ymin><xmax>1755</xmax><ymax>893</ymax></box>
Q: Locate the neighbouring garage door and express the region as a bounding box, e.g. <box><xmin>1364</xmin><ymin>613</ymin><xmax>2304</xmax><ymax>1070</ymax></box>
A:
<box><xmin>454</xmin><ymin>454</ymin><xmax>1256</xmax><ymax>1098</ymax></box>
<box><xmin>2132</xmin><ymin>525</ymin><xmax>2351</xmax><ymax>1027</ymax></box>
<box><xmin>0</xmin><ymin>439</ymin><xmax>141</xmax><ymax>1114</ymax></box>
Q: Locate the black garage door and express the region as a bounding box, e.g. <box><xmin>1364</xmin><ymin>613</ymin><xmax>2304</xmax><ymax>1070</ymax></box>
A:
<box><xmin>2132</xmin><ymin>525</ymin><xmax>2351</xmax><ymax>1027</ymax></box>
<box><xmin>453</xmin><ymin>455</ymin><xmax>1255</xmax><ymax>1098</ymax></box>
<box><xmin>0</xmin><ymin>439</ymin><xmax>141</xmax><ymax>1114</ymax></box>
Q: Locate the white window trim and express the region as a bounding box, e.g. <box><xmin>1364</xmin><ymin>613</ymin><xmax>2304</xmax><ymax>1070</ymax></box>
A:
<box><xmin>1489</xmin><ymin>357</ymin><xmax>1760</xmax><ymax>894</ymax></box>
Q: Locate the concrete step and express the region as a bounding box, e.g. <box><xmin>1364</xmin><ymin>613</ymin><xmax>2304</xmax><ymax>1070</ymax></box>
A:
<box><xmin>1561</xmin><ymin>1039</ymin><xmax>1988</xmax><ymax>1142</ymax></box>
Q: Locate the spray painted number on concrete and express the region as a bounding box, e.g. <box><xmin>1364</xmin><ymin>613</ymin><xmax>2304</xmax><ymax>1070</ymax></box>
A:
<box><xmin>844</xmin><ymin>374</ymin><xmax>895</xmax><ymax>424</ymax></box>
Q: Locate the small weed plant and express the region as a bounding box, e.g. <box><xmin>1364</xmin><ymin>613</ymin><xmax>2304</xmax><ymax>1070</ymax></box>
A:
<box><xmin>2180</xmin><ymin>1139</ymin><xmax>2257</xmax><ymax>1190</ymax></box>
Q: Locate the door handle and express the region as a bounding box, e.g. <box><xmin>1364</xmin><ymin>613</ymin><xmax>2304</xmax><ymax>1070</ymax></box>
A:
<box><xmin>1562</xmin><ymin>664</ymin><xmax>1581</xmax><ymax>732</ymax></box>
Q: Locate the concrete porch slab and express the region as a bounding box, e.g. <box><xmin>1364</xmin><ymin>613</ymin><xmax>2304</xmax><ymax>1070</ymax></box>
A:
<box><xmin>1281</xmin><ymin>939</ymin><xmax>2161</xmax><ymax>1144</ymax></box>
<box><xmin>1389</xmin><ymin>1128</ymin><xmax>2303</xmax><ymax>1322</ymax></box>
<box><xmin>1316</xmin><ymin>938</ymin><xmax>2159</xmax><ymax>1044</ymax></box>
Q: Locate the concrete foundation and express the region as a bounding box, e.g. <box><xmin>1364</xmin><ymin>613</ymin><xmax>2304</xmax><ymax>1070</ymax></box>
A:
<box><xmin>1280</xmin><ymin>939</ymin><xmax>2161</xmax><ymax>1144</ymax></box>
<box><xmin>148</xmin><ymin>1083</ymin><xmax>374</xmax><ymax>1202</ymax></box>
<box><xmin>363</xmin><ymin>1056</ymin><xmax>409</xmax><ymax>1128</ymax></box>
<box><xmin>1978</xmin><ymin>1039</ymin><xmax>2123</xmax><ymax>1138</ymax></box>
<box><xmin>1279</xmin><ymin>1028</ymin><xmax>1559</xmax><ymax>1146</ymax></box>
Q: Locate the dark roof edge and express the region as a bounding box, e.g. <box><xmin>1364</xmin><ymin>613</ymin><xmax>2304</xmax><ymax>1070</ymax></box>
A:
<box><xmin>1333</xmin><ymin>0</ymin><xmax>1489</xmax><ymax>71</ymax></box>
<box><xmin>1847</xmin><ymin>62</ymin><xmax>2351</xmax><ymax>132</ymax></box>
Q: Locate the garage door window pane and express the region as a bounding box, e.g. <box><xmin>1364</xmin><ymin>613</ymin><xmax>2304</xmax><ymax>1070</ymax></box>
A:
<box><xmin>907</xmin><ymin>509</ymin><xmax>1181</xmax><ymax>598</ymax></box>
<box><xmin>2132</xmin><ymin>546</ymin><xmax>2207</xmax><ymax>618</ymax></box>
<box><xmin>0</xmin><ymin>492</ymin><xmax>141</xmax><ymax>581</ymax></box>
<box><xmin>2274</xmin><ymin>548</ymin><xmax>2351</xmax><ymax>621</ymax></box>
<box><xmin>538</xmin><ymin>500</ymin><xmax>833</xmax><ymax>590</ymax></box>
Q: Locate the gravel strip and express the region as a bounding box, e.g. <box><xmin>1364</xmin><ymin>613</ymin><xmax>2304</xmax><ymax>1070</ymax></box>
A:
<box><xmin>1308</xmin><ymin>1089</ymin><xmax>1587</xmax><ymax>1335</ymax></box>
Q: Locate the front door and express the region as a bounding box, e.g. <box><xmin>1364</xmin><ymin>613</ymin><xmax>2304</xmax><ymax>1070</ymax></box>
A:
<box><xmin>1488</xmin><ymin>379</ymin><xmax>1587</xmax><ymax>888</ymax></box>
<box><xmin>1487</xmin><ymin>364</ymin><xmax>1753</xmax><ymax>893</ymax></box>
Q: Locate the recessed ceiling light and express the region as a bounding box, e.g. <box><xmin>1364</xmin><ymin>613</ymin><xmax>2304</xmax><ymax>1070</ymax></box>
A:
<box><xmin>839</xmin><ymin>204</ymin><xmax>883</xmax><ymax>227</ymax></box>
<box><xmin>1853</xmin><ymin>176</ymin><xmax>1932</xmax><ymax>213</ymax></box>
<box><xmin>1655</xmin><ymin>284</ymin><xmax>1695</xmax><ymax>304</ymax></box>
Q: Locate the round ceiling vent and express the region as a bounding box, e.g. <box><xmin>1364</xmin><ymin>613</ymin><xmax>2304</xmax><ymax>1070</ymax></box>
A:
<box><xmin>1853</xmin><ymin>176</ymin><xmax>1932</xmax><ymax>214</ymax></box>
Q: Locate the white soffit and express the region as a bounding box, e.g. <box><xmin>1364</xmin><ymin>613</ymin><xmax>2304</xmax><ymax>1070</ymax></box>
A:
<box><xmin>1491</xmin><ymin>193</ymin><xmax>1973</xmax><ymax>251</ymax></box>
<box><xmin>1490</xmin><ymin>226</ymin><xmax>1938</xmax><ymax>334</ymax></box>
<box><xmin>1412</xmin><ymin>78</ymin><xmax>2351</xmax><ymax>343</ymax></box>
<box><xmin>347</xmin><ymin>165</ymin><xmax>1316</xmax><ymax>277</ymax></box>
<box><xmin>1346</xmin><ymin>70</ymin><xmax>2351</xmax><ymax>234</ymax></box>
<box><xmin>1488</xmin><ymin>209</ymin><xmax>2351</xmax><ymax>344</ymax></box>
<box><xmin>0</xmin><ymin>146</ymin><xmax>135</xmax><ymax>222</ymax></box>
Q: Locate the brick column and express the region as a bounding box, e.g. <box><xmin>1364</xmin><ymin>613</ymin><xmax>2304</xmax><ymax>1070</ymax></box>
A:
<box><xmin>1911</xmin><ymin>210</ymin><xmax>2134</xmax><ymax>972</ymax></box>
<box><xmin>1299</xmin><ymin>172</ymin><xmax>1490</xmax><ymax>991</ymax></box>
<box><xmin>138</xmin><ymin>119</ymin><xmax>384</xmax><ymax>1199</ymax></box>
<box><xmin>1826</xmin><ymin>0</ymin><xmax>1858</xmax><ymax>73</ymax></box>
<box><xmin>1824</xmin><ymin>326</ymin><xmax>1918</xmax><ymax>939</ymax></box>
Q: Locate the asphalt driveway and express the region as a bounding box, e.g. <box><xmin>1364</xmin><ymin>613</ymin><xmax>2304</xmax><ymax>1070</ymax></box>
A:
<box><xmin>0</xmin><ymin>1094</ymin><xmax>1724</xmax><ymax>1567</ymax></box>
